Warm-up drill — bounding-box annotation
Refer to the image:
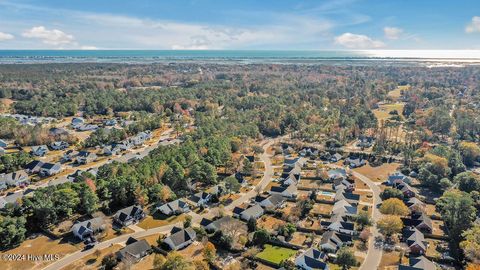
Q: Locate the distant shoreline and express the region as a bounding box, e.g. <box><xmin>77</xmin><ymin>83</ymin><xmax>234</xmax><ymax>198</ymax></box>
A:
<box><xmin>0</xmin><ymin>50</ymin><xmax>479</xmax><ymax>65</ymax></box>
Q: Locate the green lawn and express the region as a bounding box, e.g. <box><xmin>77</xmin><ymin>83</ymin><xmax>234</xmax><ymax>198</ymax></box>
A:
<box><xmin>255</xmin><ymin>244</ymin><xmax>297</xmax><ymax>265</ymax></box>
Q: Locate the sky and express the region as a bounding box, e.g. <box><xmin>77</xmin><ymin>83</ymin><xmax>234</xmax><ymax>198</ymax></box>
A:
<box><xmin>0</xmin><ymin>0</ymin><xmax>479</xmax><ymax>50</ymax></box>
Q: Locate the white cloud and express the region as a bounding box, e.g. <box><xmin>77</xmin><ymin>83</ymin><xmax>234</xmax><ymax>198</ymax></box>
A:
<box><xmin>80</xmin><ymin>45</ymin><xmax>98</xmax><ymax>50</ymax></box>
<box><xmin>0</xmin><ymin>32</ymin><xmax>14</xmax><ymax>41</ymax></box>
<box><xmin>466</xmin><ymin>16</ymin><xmax>480</xmax><ymax>33</ymax></box>
<box><xmin>77</xmin><ymin>13</ymin><xmax>333</xmax><ymax>50</ymax></box>
<box><xmin>384</xmin><ymin>27</ymin><xmax>403</xmax><ymax>40</ymax></box>
<box><xmin>334</xmin><ymin>32</ymin><xmax>385</xmax><ymax>49</ymax></box>
<box><xmin>22</xmin><ymin>26</ymin><xmax>74</xmax><ymax>46</ymax></box>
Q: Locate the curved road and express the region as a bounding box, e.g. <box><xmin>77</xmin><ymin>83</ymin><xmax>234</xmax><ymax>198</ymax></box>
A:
<box><xmin>329</xmin><ymin>164</ymin><xmax>383</xmax><ymax>270</ymax></box>
<box><xmin>43</xmin><ymin>137</ymin><xmax>277</xmax><ymax>270</ymax></box>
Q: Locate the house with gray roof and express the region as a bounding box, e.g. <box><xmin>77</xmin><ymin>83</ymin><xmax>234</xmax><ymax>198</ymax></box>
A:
<box><xmin>403</xmin><ymin>227</ymin><xmax>427</xmax><ymax>255</ymax></box>
<box><xmin>269</xmin><ymin>184</ymin><xmax>297</xmax><ymax>198</ymax></box>
<box><xmin>76</xmin><ymin>151</ymin><xmax>97</xmax><ymax>165</ymax></box>
<box><xmin>256</xmin><ymin>194</ymin><xmax>286</xmax><ymax>209</ymax></box>
<box><xmin>201</xmin><ymin>216</ymin><xmax>247</xmax><ymax>233</ymax></box>
<box><xmin>114</xmin><ymin>205</ymin><xmax>145</xmax><ymax>227</ymax></box>
<box><xmin>50</xmin><ymin>141</ymin><xmax>69</xmax><ymax>150</ymax></box>
<box><xmin>332</xmin><ymin>199</ymin><xmax>357</xmax><ymax>217</ymax></box>
<box><xmin>71</xmin><ymin>217</ymin><xmax>106</xmax><ymax>241</ymax></box>
<box><xmin>334</xmin><ymin>190</ymin><xmax>360</xmax><ymax>204</ymax></box>
<box><xmin>398</xmin><ymin>256</ymin><xmax>436</xmax><ymax>270</ymax></box>
<box><xmin>39</xmin><ymin>162</ymin><xmax>62</xmax><ymax>177</ymax></box>
<box><xmin>319</xmin><ymin>231</ymin><xmax>352</xmax><ymax>252</ymax></box>
<box><xmin>156</xmin><ymin>199</ymin><xmax>190</xmax><ymax>216</ymax></box>
<box><xmin>0</xmin><ymin>139</ymin><xmax>7</xmax><ymax>148</ymax></box>
<box><xmin>295</xmin><ymin>248</ymin><xmax>329</xmax><ymax>270</ymax></box>
<box><xmin>30</xmin><ymin>145</ymin><xmax>49</xmax><ymax>157</ymax></box>
<box><xmin>116</xmin><ymin>237</ymin><xmax>151</xmax><ymax>262</ymax></box>
<box><xmin>24</xmin><ymin>160</ymin><xmax>44</xmax><ymax>174</ymax></box>
<box><xmin>162</xmin><ymin>227</ymin><xmax>196</xmax><ymax>251</ymax></box>
<box><xmin>1</xmin><ymin>170</ymin><xmax>29</xmax><ymax>187</ymax></box>
<box><xmin>238</xmin><ymin>204</ymin><xmax>264</xmax><ymax>221</ymax></box>
<box><xmin>189</xmin><ymin>191</ymin><xmax>212</xmax><ymax>207</ymax></box>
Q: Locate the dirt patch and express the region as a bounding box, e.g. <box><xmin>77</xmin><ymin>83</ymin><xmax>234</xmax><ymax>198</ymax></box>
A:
<box><xmin>0</xmin><ymin>234</ymin><xmax>80</xmax><ymax>270</ymax></box>
<box><xmin>137</xmin><ymin>213</ymin><xmax>186</xmax><ymax>230</ymax></box>
<box><xmin>257</xmin><ymin>216</ymin><xmax>286</xmax><ymax>232</ymax></box>
<box><xmin>353</xmin><ymin>162</ymin><xmax>401</xmax><ymax>182</ymax></box>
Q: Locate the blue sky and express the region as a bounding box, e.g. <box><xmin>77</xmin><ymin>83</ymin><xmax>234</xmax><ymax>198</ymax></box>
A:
<box><xmin>0</xmin><ymin>0</ymin><xmax>479</xmax><ymax>50</ymax></box>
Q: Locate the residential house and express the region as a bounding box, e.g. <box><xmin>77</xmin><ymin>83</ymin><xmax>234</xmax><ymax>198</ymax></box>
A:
<box><xmin>334</xmin><ymin>190</ymin><xmax>360</xmax><ymax>204</ymax></box>
<box><xmin>0</xmin><ymin>178</ymin><xmax>7</xmax><ymax>190</ymax></box>
<box><xmin>397</xmin><ymin>183</ymin><xmax>416</xmax><ymax>198</ymax></box>
<box><xmin>0</xmin><ymin>139</ymin><xmax>7</xmax><ymax>148</ymax></box>
<box><xmin>333</xmin><ymin>178</ymin><xmax>354</xmax><ymax>192</ymax></box>
<box><xmin>284</xmin><ymin>157</ymin><xmax>300</xmax><ymax>168</ymax></box>
<box><xmin>114</xmin><ymin>205</ymin><xmax>145</xmax><ymax>227</ymax></box>
<box><xmin>327</xmin><ymin>168</ymin><xmax>347</xmax><ymax>182</ymax></box>
<box><xmin>269</xmin><ymin>185</ymin><xmax>297</xmax><ymax>198</ymax></box>
<box><xmin>2</xmin><ymin>170</ymin><xmax>29</xmax><ymax>187</ymax></box>
<box><xmin>282</xmin><ymin>171</ymin><xmax>300</xmax><ymax>186</ymax></box>
<box><xmin>406</xmin><ymin>197</ymin><xmax>426</xmax><ymax>214</ymax></box>
<box><xmin>201</xmin><ymin>216</ymin><xmax>247</xmax><ymax>233</ymax></box>
<box><xmin>398</xmin><ymin>256</ymin><xmax>436</xmax><ymax>270</ymax></box>
<box><xmin>332</xmin><ymin>200</ymin><xmax>357</xmax><ymax>217</ymax></box>
<box><xmin>322</xmin><ymin>215</ymin><xmax>355</xmax><ymax>235</ymax></box>
<box><xmin>236</xmin><ymin>204</ymin><xmax>264</xmax><ymax>221</ymax></box>
<box><xmin>402</xmin><ymin>213</ymin><xmax>433</xmax><ymax>233</ymax></box>
<box><xmin>255</xmin><ymin>194</ymin><xmax>286</xmax><ymax>209</ymax></box>
<box><xmin>30</xmin><ymin>145</ymin><xmax>49</xmax><ymax>157</ymax></box>
<box><xmin>71</xmin><ymin>117</ymin><xmax>85</xmax><ymax>127</ymax></box>
<box><xmin>330</xmin><ymin>153</ymin><xmax>343</xmax><ymax>163</ymax></box>
<box><xmin>39</xmin><ymin>162</ymin><xmax>62</xmax><ymax>176</ymax></box>
<box><xmin>189</xmin><ymin>191</ymin><xmax>212</xmax><ymax>207</ymax></box>
<box><xmin>116</xmin><ymin>237</ymin><xmax>151</xmax><ymax>262</ymax></box>
<box><xmin>76</xmin><ymin>151</ymin><xmax>97</xmax><ymax>165</ymax></box>
<box><xmin>62</xmin><ymin>150</ymin><xmax>79</xmax><ymax>162</ymax></box>
<box><xmin>233</xmin><ymin>172</ymin><xmax>247</xmax><ymax>186</ymax></box>
<box><xmin>156</xmin><ymin>199</ymin><xmax>190</xmax><ymax>216</ymax></box>
<box><xmin>295</xmin><ymin>248</ymin><xmax>329</xmax><ymax>270</ymax></box>
<box><xmin>402</xmin><ymin>227</ymin><xmax>427</xmax><ymax>255</ymax></box>
<box><xmin>344</xmin><ymin>157</ymin><xmax>366</xmax><ymax>168</ymax></box>
<box><xmin>104</xmin><ymin>119</ymin><xmax>117</xmax><ymax>126</ymax></box>
<box><xmin>50</xmin><ymin>141</ymin><xmax>69</xmax><ymax>150</ymax></box>
<box><xmin>357</xmin><ymin>136</ymin><xmax>374</xmax><ymax>148</ymax></box>
<box><xmin>71</xmin><ymin>217</ymin><xmax>106</xmax><ymax>241</ymax></box>
<box><xmin>319</xmin><ymin>231</ymin><xmax>352</xmax><ymax>252</ymax></box>
<box><xmin>24</xmin><ymin>160</ymin><xmax>44</xmax><ymax>174</ymax></box>
<box><xmin>387</xmin><ymin>172</ymin><xmax>411</xmax><ymax>186</ymax></box>
<box><xmin>77</xmin><ymin>124</ymin><xmax>98</xmax><ymax>131</ymax></box>
<box><xmin>162</xmin><ymin>227</ymin><xmax>196</xmax><ymax>251</ymax></box>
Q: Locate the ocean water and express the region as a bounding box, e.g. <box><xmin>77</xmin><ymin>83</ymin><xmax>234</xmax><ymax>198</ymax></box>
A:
<box><xmin>0</xmin><ymin>50</ymin><xmax>479</xmax><ymax>64</ymax></box>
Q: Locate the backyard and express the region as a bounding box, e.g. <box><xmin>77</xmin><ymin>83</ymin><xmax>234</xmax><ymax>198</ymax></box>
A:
<box><xmin>255</xmin><ymin>244</ymin><xmax>297</xmax><ymax>266</ymax></box>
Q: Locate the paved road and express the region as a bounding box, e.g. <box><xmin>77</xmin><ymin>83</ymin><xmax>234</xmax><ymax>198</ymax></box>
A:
<box><xmin>329</xmin><ymin>164</ymin><xmax>383</xmax><ymax>270</ymax></box>
<box><xmin>43</xmin><ymin>222</ymin><xmax>181</xmax><ymax>270</ymax></box>
<box><xmin>225</xmin><ymin>138</ymin><xmax>276</xmax><ymax>211</ymax></box>
<box><xmin>42</xmin><ymin>137</ymin><xmax>278</xmax><ymax>270</ymax></box>
<box><xmin>1</xmin><ymin>128</ymin><xmax>177</xmax><ymax>205</ymax></box>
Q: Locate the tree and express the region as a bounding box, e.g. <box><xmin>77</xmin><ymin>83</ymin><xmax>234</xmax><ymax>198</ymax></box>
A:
<box><xmin>380</xmin><ymin>188</ymin><xmax>404</xmax><ymax>200</ymax></box>
<box><xmin>0</xmin><ymin>216</ymin><xmax>27</xmax><ymax>250</ymax></box>
<box><xmin>252</xmin><ymin>229</ymin><xmax>270</xmax><ymax>246</ymax></box>
<box><xmin>436</xmin><ymin>190</ymin><xmax>477</xmax><ymax>259</ymax></box>
<box><xmin>183</xmin><ymin>215</ymin><xmax>192</xmax><ymax>228</ymax></box>
<box><xmin>377</xmin><ymin>215</ymin><xmax>403</xmax><ymax>237</ymax></box>
<box><xmin>461</xmin><ymin>224</ymin><xmax>480</xmax><ymax>263</ymax></box>
<box><xmin>77</xmin><ymin>183</ymin><xmax>99</xmax><ymax>215</ymax></box>
<box><xmin>224</xmin><ymin>176</ymin><xmax>241</xmax><ymax>193</ymax></box>
<box><xmin>454</xmin><ymin>172</ymin><xmax>480</xmax><ymax>193</ymax></box>
<box><xmin>160</xmin><ymin>252</ymin><xmax>194</xmax><ymax>270</ymax></box>
<box><xmin>279</xmin><ymin>223</ymin><xmax>296</xmax><ymax>239</ymax></box>
<box><xmin>355</xmin><ymin>210</ymin><xmax>372</xmax><ymax>229</ymax></box>
<box><xmin>53</xmin><ymin>188</ymin><xmax>80</xmax><ymax>218</ymax></box>
<box><xmin>459</xmin><ymin>141</ymin><xmax>480</xmax><ymax>167</ymax></box>
<box><xmin>153</xmin><ymin>254</ymin><xmax>166</xmax><ymax>270</ymax></box>
<box><xmin>247</xmin><ymin>217</ymin><xmax>257</xmax><ymax>232</ymax></box>
<box><xmin>336</xmin><ymin>247</ymin><xmax>358</xmax><ymax>269</ymax></box>
<box><xmin>101</xmin><ymin>253</ymin><xmax>118</xmax><ymax>270</ymax></box>
<box><xmin>203</xmin><ymin>241</ymin><xmax>216</xmax><ymax>263</ymax></box>
<box><xmin>380</xmin><ymin>198</ymin><xmax>409</xmax><ymax>216</ymax></box>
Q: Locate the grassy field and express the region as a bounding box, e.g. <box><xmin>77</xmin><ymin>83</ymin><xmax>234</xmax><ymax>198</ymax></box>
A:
<box><xmin>137</xmin><ymin>212</ymin><xmax>186</xmax><ymax>230</ymax></box>
<box><xmin>387</xmin><ymin>85</ymin><xmax>411</xmax><ymax>99</ymax></box>
<box><xmin>353</xmin><ymin>162</ymin><xmax>401</xmax><ymax>182</ymax></box>
<box><xmin>372</xmin><ymin>103</ymin><xmax>405</xmax><ymax>123</ymax></box>
<box><xmin>68</xmin><ymin>244</ymin><xmax>123</xmax><ymax>270</ymax></box>
<box><xmin>0</xmin><ymin>235</ymin><xmax>80</xmax><ymax>270</ymax></box>
<box><xmin>255</xmin><ymin>244</ymin><xmax>297</xmax><ymax>265</ymax></box>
